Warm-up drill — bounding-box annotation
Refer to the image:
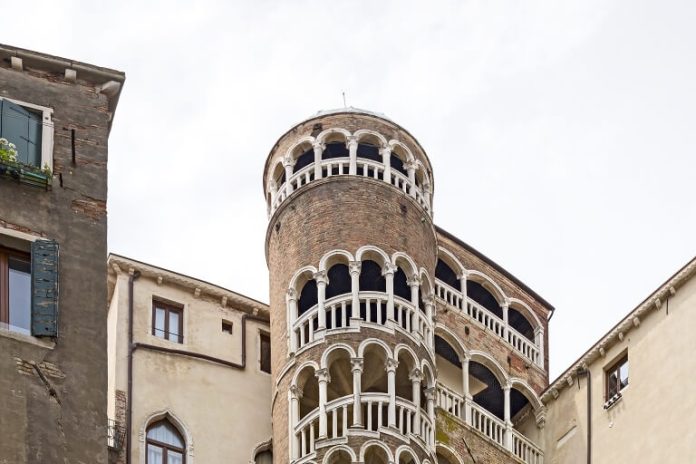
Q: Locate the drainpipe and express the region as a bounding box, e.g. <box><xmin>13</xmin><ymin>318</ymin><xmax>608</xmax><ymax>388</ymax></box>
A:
<box><xmin>126</xmin><ymin>270</ymin><xmax>141</xmax><ymax>464</ymax></box>
<box><xmin>576</xmin><ymin>367</ymin><xmax>592</xmax><ymax>464</ymax></box>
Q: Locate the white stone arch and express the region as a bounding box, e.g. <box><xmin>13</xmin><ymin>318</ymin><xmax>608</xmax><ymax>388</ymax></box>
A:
<box><xmin>322</xmin><ymin>444</ymin><xmax>357</xmax><ymax>463</ymax></box>
<box><xmin>288</xmin><ymin>265</ymin><xmax>319</xmax><ymax>295</ymax></box>
<box><xmin>249</xmin><ymin>437</ymin><xmax>272</xmax><ymax>463</ymax></box>
<box><xmin>357</xmin><ymin>337</ymin><xmax>392</xmax><ymax>359</ymax></box>
<box><xmin>319</xmin><ymin>249</ymin><xmax>355</xmax><ymax>272</ymax></box>
<box><xmin>466</xmin><ymin>269</ymin><xmax>508</xmax><ymax>306</ymax></box>
<box><xmin>435</xmin><ymin>444</ymin><xmax>465</xmax><ymax>464</ymax></box>
<box><xmin>320</xmin><ymin>343</ymin><xmax>357</xmax><ymax>369</ymax></box>
<box><xmin>393</xmin><ymin>343</ymin><xmax>419</xmax><ymax>368</ymax></box>
<box><xmin>316</xmin><ymin>127</ymin><xmax>352</xmax><ymax>144</ymax></box>
<box><xmin>420</xmin><ymin>358</ymin><xmax>436</xmax><ymax>388</ymax></box>
<box><xmin>508</xmin><ymin>297</ymin><xmax>542</xmax><ymax>329</ymax></box>
<box><xmin>509</xmin><ymin>377</ymin><xmax>544</xmax><ymax>412</ymax></box>
<box><xmin>291</xmin><ymin>360</ymin><xmax>320</xmax><ymax>387</ymax></box>
<box><xmin>359</xmin><ymin>439</ymin><xmax>394</xmax><ymax>462</ymax></box>
<box><xmin>419</xmin><ymin>267</ymin><xmax>434</xmax><ymax>297</ymax></box>
<box><xmin>391</xmin><ymin>251</ymin><xmax>419</xmax><ymax>278</ymax></box>
<box><xmin>139</xmin><ymin>409</ymin><xmax>194</xmax><ymax>464</ymax></box>
<box><xmin>283</xmin><ymin>135</ymin><xmax>316</xmax><ymax>163</ymax></box>
<box><xmin>469</xmin><ymin>350</ymin><xmax>509</xmax><ymax>386</ymax></box>
<box><xmin>394</xmin><ymin>445</ymin><xmax>420</xmax><ymax>464</ymax></box>
<box><xmin>437</xmin><ymin>247</ymin><xmax>466</xmax><ymax>278</ymax></box>
<box><xmin>355</xmin><ymin>245</ymin><xmax>391</xmax><ymax>268</ymax></box>
<box><xmin>388</xmin><ymin>139</ymin><xmax>416</xmax><ymax>163</ymax></box>
<box><xmin>353</xmin><ymin>128</ymin><xmax>388</xmax><ymax>148</ymax></box>
<box><xmin>434</xmin><ymin>323</ymin><xmax>470</xmax><ymax>361</ymax></box>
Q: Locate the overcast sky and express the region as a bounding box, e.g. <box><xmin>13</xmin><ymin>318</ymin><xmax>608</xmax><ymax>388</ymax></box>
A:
<box><xmin>5</xmin><ymin>0</ymin><xmax>695</xmax><ymax>378</ymax></box>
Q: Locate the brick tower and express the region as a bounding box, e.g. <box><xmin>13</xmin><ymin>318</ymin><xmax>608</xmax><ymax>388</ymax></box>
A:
<box><xmin>263</xmin><ymin>109</ymin><xmax>551</xmax><ymax>464</ymax></box>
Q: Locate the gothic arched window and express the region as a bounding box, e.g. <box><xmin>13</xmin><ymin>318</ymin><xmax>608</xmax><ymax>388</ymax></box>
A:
<box><xmin>146</xmin><ymin>419</ymin><xmax>185</xmax><ymax>464</ymax></box>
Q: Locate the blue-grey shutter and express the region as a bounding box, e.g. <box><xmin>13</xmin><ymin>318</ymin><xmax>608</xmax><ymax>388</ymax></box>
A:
<box><xmin>31</xmin><ymin>240</ymin><xmax>59</xmax><ymax>337</ymax></box>
<box><xmin>1</xmin><ymin>99</ymin><xmax>42</xmax><ymax>167</ymax></box>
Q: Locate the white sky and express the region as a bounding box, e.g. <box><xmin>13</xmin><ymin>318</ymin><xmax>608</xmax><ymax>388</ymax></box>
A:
<box><xmin>5</xmin><ymin>0</ymin><xmax>695</xmax><ymax>378</ymax></box>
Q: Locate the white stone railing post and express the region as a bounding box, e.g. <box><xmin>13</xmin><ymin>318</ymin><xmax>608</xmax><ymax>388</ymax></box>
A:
<box><xmin>347</xmin><ymin>136</ymin><xmax>358</xmax><ymax>175</ymax></box>
<box><xmin>503</xmin><ymin>384</ymin><xmax>512</xmax><ymax>451</ymax></box>
<box><xmin>286</xmin><ymin>288</ymin><xmax>298</xmax><ymax>354</ymax></box>
<box><xmin>290</xmin><ymin>385</ymin><xmax>302</xmax><ymax>460</ymax></box>
<box><xmin>383</xmin><ymin>263</ymin><xmax>397</xmax><ymax>322</ymax></box>
<box><xmin>410</xmin><ymin>368</ymin><xmax>423</xmax><ymax>434</ymax></box>
<box><xmin>351</xmin><ymin>358</ymin><xmax>364</xmax><ymax>427</ymax></box>
<box><xmin>424</xmin><ymin>387</ymin><xmax>436</xmax><ymax>446</ymax></box>
<box><xmin>381</xmin><ymin>146</ymin><xmax>392</xmax><ymax>184</ymax></box>
<box><xmin>349</xmin><ymin>261</ymin><xmax>361</xmax><ymax>326</ymax></box>
<box><xmin>313</xmin><ymin>141</ymin><xmax>325</xmax><ymax>180</ymax></box>
<box><xmin>316</xmin><ymin>368</ymin><xmax>331</xmax><ymax>439</ymax></box>
<box><xmin>314</xmin><ymin>271</ymin><xmax>328</xmax><ymax>330</ymax></box>
<box><xmin>386</xmin><ymin>358</ymin><xmax>399</xmax><ymax>427</ymax></box>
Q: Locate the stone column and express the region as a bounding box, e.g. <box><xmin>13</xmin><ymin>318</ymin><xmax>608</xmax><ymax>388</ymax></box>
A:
<box><xmin>423</xmin><ymin>295</ymin><xmax>435</xmax><ymax>349</ymax></box>
<box><xmin>386</xmin><ymin>358</ymin><xmax>399</xmax><ymax>427</ymax></box>
<box><xmin>289</xmin><ymin>385</ymin><xmax>303</xmax><ymax>460</ymax></box>
<box><xmin>460</xmin><ymin>272</ymin><xmax>468</xmax><ymax>311</ymax></box>
<box><xmin>410</xmin><ymin>368</ymin><xmax>423</xmax><ymax>434</ymax></box>
<box><xmin>381</xmin><ymin>146</ymin><xmax>392</xmax><ymax>184</ymax></box>
<box><xmin>502</xmin><ymin>299</ymin><xmax>510</xmax><ymax>340</ymax></box>
<box><xmin>351</xmin><ymin>358</ymin><xmax>364</xmax><ymax>427</ymax></box>
<box><xmin>424</xmin><ymin>387</ymin><xmax>436</xmax><ymax>446</ymax></box>
<box><xmin>503</xmin><ymin>383</ymin><xmax>512</xmax><ymax>450</ymax></box>
<box><xmin>313</xmin><ymin>141</ymin><xmax>325</xmax><ymax>180</ymax></box>
<box><xmin>347</xmin><ymin>136</ymin><xmax>358</xmax><ymax>175</ymax></box>
<box><xmin>423</xmin><ymin>179</ymin><xmax>432</xmax><ymax>210</ymax></box>
<box><xmin>316</xmin><ymin>368</ymin><xmax>331</xmax><ymax>439</ymax></box>
<box><xmin>383</xmin><ymin>263</ymin><xmax>397</xmax><ymax>323</ymax></box>
<box><xmin>268</xmin><ymin>179</ymin><xmax>277</xmax><ymax>214</ymax></box>
<box><xmin>407</xmin><ymin>275</ymin><xmax>421</xmax><ymax>338</ymax></box>
<box><xmin>535</xmin><ymin>326</ymin><xmax>545</xmax><ymax>368</ymax></box>
<box><xmin>462</xmin><ymin>357</ymin><xmax>472</xmax><ymax>423</ymax></box>
<box><xmin>286</xmin><ymin>288</ymin><xmax>298</xmax><ymax>354</ymax></box>
<box><xmin>349</xmin><ymin>261</ymin><xmax>362</xmax><ymax>326</ymax></box>
<box><xmin>283</xmin><ymin>156</ymin><xmax>295</xmax><ymax>194</ymax></box>
<box><xmin>314</xmin><ymin>271</ymin><xmax>328</xmax><ymax>331</ymax></box>
<box><xmin>406</xmin><ymin>161</ymin><xmax>417</xmax><ymax>197</ymax></box>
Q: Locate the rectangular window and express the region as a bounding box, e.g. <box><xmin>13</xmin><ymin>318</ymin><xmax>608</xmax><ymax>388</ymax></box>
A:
<box><xmin>260</xmin><ymin>332</ymin><xmax>271</xmax><ymax>374</ymax></box>
<box><xmin>0</xmin><ymin>247</ymin><xmax>31</xmax><ymax>335</ymax></box>
<box><xmin>222</xmin><ymin>320</ymin><xmax>233</xmax><ymax>334</ymax></box>
<box><xmin>606</xmin><ymin>355</ymin><xmax>629</xmax><ymax>400</ymax></box>
<box><xmin>152</xmin><ymin>300</ymin><xmax>183</xmax><ymax>343</ymax></box>
<box><xmin>0</xmin><ymin>97</ymin><xmax>53</xmax><ymax>170</ymax></box>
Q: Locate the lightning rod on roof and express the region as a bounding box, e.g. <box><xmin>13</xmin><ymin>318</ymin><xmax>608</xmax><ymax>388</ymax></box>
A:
<box><xmin>342</xmin><ymin>91</ymin><xmax>347</xmax><ymax>108</ymax></box>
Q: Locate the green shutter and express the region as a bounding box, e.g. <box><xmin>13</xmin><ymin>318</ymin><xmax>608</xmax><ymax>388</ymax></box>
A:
<box><xmin>1</xmin><ymin>99</ymin><xmax>42</xmax><ymax>167</ymax></box>
<box><xmin>31</xmin><ymin>240</ymin><xmax>59</xmax><ymax>337</ymax></box>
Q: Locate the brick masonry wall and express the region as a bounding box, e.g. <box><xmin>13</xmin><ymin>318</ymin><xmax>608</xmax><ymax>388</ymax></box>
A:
<box><xmin>0</xmin><ymin>60</ymin><xmax>114</xmax><ymax>463</ymax></box>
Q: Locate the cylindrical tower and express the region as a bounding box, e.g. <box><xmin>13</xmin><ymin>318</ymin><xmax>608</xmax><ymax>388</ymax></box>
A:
<box><xmin>263</xmin><ymin>109</ymin><xmax>438</xmax><ymax>464</ymax></box>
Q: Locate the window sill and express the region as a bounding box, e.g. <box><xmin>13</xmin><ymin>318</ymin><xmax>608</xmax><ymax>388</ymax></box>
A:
<box><xmin>0</xmin><ymin>160</ymin><xmax>52</xmax><ymax>190</ymax></box>
<box><xmin>603</xmin><ymin>391</ymin><xmax>624</xmax><ymax>410</ymax></box>
<box><xmin>0</xmin><ymin>325</ymin><xmax>55</xmax><ymax>349</ymax></box>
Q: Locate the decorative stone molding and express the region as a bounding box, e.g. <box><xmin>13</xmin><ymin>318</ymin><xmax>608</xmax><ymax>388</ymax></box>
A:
<box><xmin>315</xmin><ymin>368</ymin><xmax>331</xmax><ymax>383</ymax></box>
<box><xmin>313</xmin><ymin>270</ymin><xmax>329</xmax><ymax>285</ymax></box>
<box><xmin>385</xmin><ymin>358</ymin><xmax>399</xmax><ymax>373</ymax></box>
<box><xmin>350</xmin><ymin>357</ymin><xmax>364</xmax><ymax>373</ymax></box>
<box><xmin>348</xmin><ymin>261</ymin><xmax>362</xmax><ymax>275</ymax></box>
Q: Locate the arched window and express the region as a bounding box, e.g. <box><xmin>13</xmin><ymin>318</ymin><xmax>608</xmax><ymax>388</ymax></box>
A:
<box><xmin>356</xmin><ymin>142</ymin><xmax>381</xmax><ymax>162</ymax></box>
<box><xmin>435</xmin><ymin>259</ymin><xmax>459</xmax><ymax>289</ymax></box>
<box><xmin>293</xmin><ymin>148</ymin><xmax>314</xmax><ymax>174</ymax></box>
<box><xmin>255</xmin><ymin>450</ymin><xmax>273</xmax><ymax>464</ymax></box>
<box><xmin>146</xmin><ymin>419</ymin><xmax>185</xmax><ymax>464</ymax></box>
<box><xmin>359</xmin><ymin>260</ymin><xmax>386</xmax><ymax>292</ymax></box>
<box><xmin>326</xmin><ymin>264</ymin><xmax>351</xmax><ymax>300</ymax></box>
<box><xmin>393</xmin><ymin>267</ymin><xmax>410</xmax><ymax>301</ymax></box>
<box><xmin>298</xmin><ymin>279</ymin><xmax>318</xmax><ymax>316</ymax></box>
<box><xmin>467</xmin><ymin>281</ymin><xmax>503</xmax><ymax>319</ymax></box>
<box><xmin>322</xmin><ymin>141</ymin><xmax>349</xmax><ymax>160</ymax></box>
<box><xmin>390</xmin><ymin>153</ymin><xmax>408</xmax><ymax>177</ymax></box>
<box><xmin>508</xmin><ymin>307</ymin><xmax>534</xmax><ymax>341</ymax></box>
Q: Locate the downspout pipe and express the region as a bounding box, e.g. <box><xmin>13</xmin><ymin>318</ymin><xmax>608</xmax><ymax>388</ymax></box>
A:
<box><xmin>126</xmin><ymin>270</ymin><xmax>141</xmax><ymax>464</ymax></box>
<box><xmin>576</xmin><ymin>367</ymin><xmax>592</xmax><ymax>464</ymax></box>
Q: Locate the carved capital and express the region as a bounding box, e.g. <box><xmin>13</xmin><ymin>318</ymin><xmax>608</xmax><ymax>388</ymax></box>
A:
<box><xmin>535</xmin><ymin>408</ymin><xmax>547</xmax><ymax>429</ymax></box>
<box><xmin>381</xmin><ymin>263</ymin><xmax>397</xmax><ymax>276</ymax></box>
<box><xmin>350</xmin><ymin>357</ymin><xmax>364</xmax><ymax>373</ymax></box>
<box><xmin>385</xmin><ymin>358</ymin><xmax>399</xmax><ymax>373</ymax></box>
<box><xmin>422</xmin><ymin>294</ymin><xmax>435</xmax><ymax>307</ymax></box>
<box><xmin>313</xmin><ymin>270</ymin><xmax>329</xmax><ymax>286</ymax></box>
<box><xmin>348</xmin><ymin>261</ymin><xmax>362</xmax><ymax>276</ymax></box>
<box><xmin>409</xmin><ymin>368</ymin><xmax>423</xmax><ymax>383</ymax></box>
<box><xmin>312</xmin><ymin>141</ymin><xmax>325</xmax><ymax>152</ymax></box>
<box><xmin>289</xmin><ymin>385</ymin><xmax>303</xmax><ymax>400</ymax></box>
<box><xmin>286</xmin><ymin>288</ymin><xmax>297</xmax><ymax>300</ymax></box>
<box><xmin>379</xmin><ymin>146</ymin><xmax>392</xmax><ymax>157</ymax></box>
<box><xmin>346</xmin><ymin>136</ymin><xmax>358</xmax><ymax>149</ymax></box>
<box><xmin>406</xmin><ymin>275</ymin><xmax>422</xmax><ymax>288</ymax></box>
<box><xmin>424</xmin><ymin>387</ymin><xmax>436</xmax><ymax>401</ymax></box>
<box><xmin>315</xmin><ymin>368</ymin><xmax>331</xmax><ymax>383</ymax></box>
<box><xmin>282</xmin><ymin>154</ymin><xmax>296</xmax><ymax>168</ymax></box>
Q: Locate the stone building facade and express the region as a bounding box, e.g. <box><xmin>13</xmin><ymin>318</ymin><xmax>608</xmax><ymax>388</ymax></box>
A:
<box><xmin>0</xmin><ymin>44</ymin><xmax>124</xmax><ymax>463</ymax></box>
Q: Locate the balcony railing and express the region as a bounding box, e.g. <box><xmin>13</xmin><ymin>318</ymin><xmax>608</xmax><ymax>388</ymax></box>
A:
<box><xmin>270</xmin><ymin>157</ymin><xmax>431</xmax><ymax>216</ymax></box>
<box><xmin>436</xmin><ymin>384</ymin><xmax>543</xmax><ymax>464</ymax></box>
<box><xmin>434</xmin><ymin>280</ymin><xmax>542</xmax><ymax>367</ymax></box>
<box><xmin>293</xmin><ymin>292</ymin><xmax>431</xmax><ymax>351</ymax></box>
<box><xmin>107</xmin><ymin>418</ymin><xmax>125</xmax><ymax>450</ymax></box>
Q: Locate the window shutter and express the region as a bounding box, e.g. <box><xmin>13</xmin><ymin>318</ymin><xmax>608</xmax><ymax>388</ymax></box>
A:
<box><xmin>1</xmin><ymin>99</ymin><xmax>42</xmax><ymax>167</ymax></box>
<box><xmin>31</xmin><ymin>240</ymin><xmax>59</xmax><ymax>337</ymax></box>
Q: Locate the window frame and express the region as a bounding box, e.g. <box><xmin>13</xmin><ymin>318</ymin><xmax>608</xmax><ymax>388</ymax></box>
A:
<box><xmin>259</xmin><ymin>330</ymin><xmax>271</xmax><ymax>374</ymax></box>
<box><xmin>0</xmin><ymin>245</ymin><xmax>31</xmax><ymax>333</ymax></box>
<box><xmin>145</xmin><ymin>419</ymin><xmax>186</xmax><ymax>464</ymax></box>
<box><xmin>151</xmin><ymin>299</ymin><xmax>184</xmax><ymax>344</ymax></box>
<box><xmin>605</xmin><ymin>354</ymin><xmax>629</xmax><ymax>400</ymax></box>
<box><xmin>0</xmin><ymin>97</ymin><xmax>54</xmax><ymax>171</ymax></box>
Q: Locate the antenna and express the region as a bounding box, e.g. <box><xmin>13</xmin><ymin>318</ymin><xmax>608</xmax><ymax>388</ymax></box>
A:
<box><xmin>342</xmin><ymin>91</ymin><xmax>347</xmax><ymax>108</ymax></box>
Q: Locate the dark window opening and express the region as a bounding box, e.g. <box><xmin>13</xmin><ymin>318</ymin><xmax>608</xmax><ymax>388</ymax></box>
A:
<box><xmin>606</xmin><ymin>355</ymin><xmax>628</xmax><ymax>400</ymax></box>
<box><xmin>470</xmin><ymin>361</ymin><xmax>504</xmax><ymax>420</ymax></box>
<box><xmin>508</xmin><ymin>307</ymin><xmax>534</xmax><ymax>341</ymax></box>
<box><xmin>0</xmin><ymin>99</ymin><xmax>43</xmax><ymax>167</ymax></box>
<box><xmin>393</xmin><ymin>267</ymin><xmax>410</xmax><ymax>301</ymax></box>
<box><xmin>222</xmin><ymin>320</ymin><xmax>233</xmax><ymax>334</ymax></box>
<box><xmin>467</xmin><ymin>281</ymin><xmax>503</xmax><ymax>318</ymax></box>
<box><xmin>293</xmin><ymin>149</ymin><xmax>314</xmax><ymax>174</ymax></box>
<box><xmin>356</xmin><ymin>143</ymin><xmax>381</xmax><ymax>163</ymax></box>
<box><xmin>321</xmin><ymin>141</ymin><xmax>349</xmax><ymax>159</ymax></box>
<box><xmin>359</xmin><ymin>260</ymin><xmax>387</xmax><ymax>323</ymax></box>
<box><xmin>326</xmin><ymin>264</ymin><xmax>351</xmax><ymax>299</ymax></box>
<box><xmin>390</xmin><ymin>153</ymin><xmax>408</xmax><ymax>177</ymax></box>
<box><xmin>152</xmin><ymin>300</ymin><xmax>184</xmax><ymax>343</ymax></box>
<box><xmin>260</xmin><ymin>332</ymin><xmax>271</xmax><ymax>374</ymax></box>
<box><xmin>435</xmin><ymin>335</ymin><xmax>461</xmax><ymax>367</ymax></box>
<box><xmin>297</xmin><ymin>279</ymin><xmax>318</xmax><ymax>316</ymax></box>
<box><xmin>435</xmin><ymin>259</ymin><xmax>459</xmax><ymax>289</ymax></box>
<box><xmin>510</xmin><ymin>388</ymin><xmax>530</xmax><ymax>421</ymax></box>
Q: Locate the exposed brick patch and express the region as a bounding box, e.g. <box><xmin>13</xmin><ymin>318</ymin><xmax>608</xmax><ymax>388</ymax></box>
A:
<box><xmin>71</xmin><ymin>196</ymin><xmax>106</xmax><ymax>221</ymax></box>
